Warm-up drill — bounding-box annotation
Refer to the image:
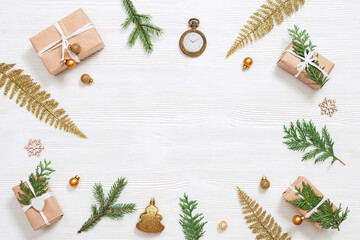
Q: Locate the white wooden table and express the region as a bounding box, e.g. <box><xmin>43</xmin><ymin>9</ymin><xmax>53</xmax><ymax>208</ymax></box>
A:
<box><xmin>1</xmin><ymin>0</ymin><xmax>359</xmax><ymax>239</ymax></box>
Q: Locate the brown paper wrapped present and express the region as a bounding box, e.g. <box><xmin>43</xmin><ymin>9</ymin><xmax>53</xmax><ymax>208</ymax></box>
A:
<box><xmin>277</xmin><ymin>44</ymin><xmax>335</xmax><ymax>90</ymax></box>
<box><xmin>30</xmin><ymin>8</ymin><xmax>104</xmax><ymax>75</ymax></box>
<box><xmin>283</xmin><ymin>176</ymin><xmax>337</xmax><ymax>230</ymax></box>
<box><xmin>12</xmin><ymin>182</ymin><xmax>63</xmax><ymax>231</ymax></box>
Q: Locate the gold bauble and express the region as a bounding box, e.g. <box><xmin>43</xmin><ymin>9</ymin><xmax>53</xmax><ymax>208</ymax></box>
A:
<box><xmin>69</xmin><ymin>175</ymin><xmax>80</xmax><ymax>187</ymax></box>
<box><xmin>218</xmin><ymin>220</ymin><xmax>228</xmax><ymax>230</ymax></box>
<box><xmin>292</xmin><ymin>215</ymin><xmax>305</xmax><ymax>225</ymax></box>
<box><xmin>81</xmin><ymin>74</ymin><xmax>94</xmax><ymax>84</ymax></box>
<box><xmin>64</xmin><ymin>59</ymin><xmax>76</xmax><ymax>69</ymax></box>
<box><xmin>243</xmin><ymin>57</ymin><xmax>253</xmax><ymax>69</ymax></box>
<box><xmin>260</xmin><ymin>176</ymin><xmax>270</xmax><ymax>189</ymax></box>
<box><xmin>68</xmin><ymin>43</ymin><xmax>81</xmax><ymax>55</ymax></box>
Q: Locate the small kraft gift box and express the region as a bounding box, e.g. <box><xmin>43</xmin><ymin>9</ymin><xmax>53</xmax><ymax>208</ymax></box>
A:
<box><xmin>30</xmin><ymin>8</ymin><xmax>104</xmax><ymax>75</ymax></box>
<box><xmin>12</xmin><ymin>160</ymin><xmax>63</xmax><ymax>231</ymax></box>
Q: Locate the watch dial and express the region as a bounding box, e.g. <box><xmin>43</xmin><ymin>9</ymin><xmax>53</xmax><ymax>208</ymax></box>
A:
<box><xmin>183</xmin><ymin>32</ymin><xmax>204</xmax><ymax>52</ymax></box>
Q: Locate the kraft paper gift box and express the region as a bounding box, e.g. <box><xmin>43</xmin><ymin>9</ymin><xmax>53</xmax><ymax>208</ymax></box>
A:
<box><xmin>283</xmin><ymin>176</ymin><xmax>337</xmax><ymax>230</ymax></box>
<box><xmin>12</xmin><ymin>183</ymin><xmax>63</xmax><ymax>231</ymax></box>
<box><xmin>30</xmin><ymin>8</ymin><xmax>104</xmax><ymax>75</ymax></box>
<box><xmin>277</xmin><ymin>43</ymin><xmax>335</xmax><ymax>90</ymax></box>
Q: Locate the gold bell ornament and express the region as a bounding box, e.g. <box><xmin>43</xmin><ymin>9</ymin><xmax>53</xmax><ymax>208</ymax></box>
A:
<box><xmin>292</xmin><ymin>215</ymin><xmax>305</xmax><ymax>225</ymax></box>
<box><xmin>81</xmin><ymin>74</ymin><xmax>94</xmax><ymax>84</ymax></box>
<box><xmin>68</xmin><ymin>43</ymin><xmax>81</xmax><ymax>55</ymax></box>
<box><xmin>243</xmin><ymin>57</ymin><xmax>253</xmax><ymax>69</ymax></box>
<box><xmin>69</xmin><ymin>175</ymin><xmax>80</xmax><ymax>187</ymax></box>
<box><xmin>63</xmin><ymin>59</ymin><xmax>76</xmax><ymax>69</ymax></box>
<box><xmin>260</xmin><ymin>176</ymin><xmax>270</xmax><ymax>190</ymax></box>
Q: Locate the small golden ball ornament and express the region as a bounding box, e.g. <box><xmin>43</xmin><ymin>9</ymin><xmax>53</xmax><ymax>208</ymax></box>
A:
<box><xmin>243</xmin><ymin>57</ymin><xmax>253</xmax><ymax>69</ymax></box>
<box><xmin>260</xmin><ymin>176</ymin><xmax>270</xmax><ymax>190</ymax></box>
<box><xmin>81</xmin><ymin>74</ymin><xmax>94</xmax><ymax>84</ymax></box>
<box><xmin>68</xmin><ymin>43</ymin><xmax>81</xmax><ymax>55</ymax></box>
<box><xmin>63</xmin><ymin>59</ymin><xmax>76</xmax><ymax>69</ymax></box>
<box><xmin>292</xmin><ymin>215</ymin><xmax>305</xmax><ymax>225</ymax></box>
<box><xmin>218</xmin><ymin>220</ymin><xmax>228</xmax><ymax>230</ymax></box>
<box><xmin>69</xmin><ymin>175</ymin><xmax>80</xmax><ymax>187</ymax></box>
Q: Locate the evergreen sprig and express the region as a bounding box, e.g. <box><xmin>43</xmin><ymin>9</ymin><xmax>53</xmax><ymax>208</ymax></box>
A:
<box><xmin>122</xmin><ymin>0</ymin><xmax>163</xmax><ymax>54</ymax></box>
<box><xmin>179</xmin><ymin>193</ymin><xmax>207</xmax><ymax>240</ymax></box>
<box><xmin>17</xmin><ymin>160</ymin><xmax>55</xmax><ymax>205</ymax></box>
<box><xmin>78</xmin><ymin>178</ymin><xmax>136</xmax><ymax>233</ymax></box>
<box><xmin>283</xmin><ymin>120</ymin><xmax>345</xmax><ymax>166</ymax></box>
<box><xmin>289</xmin><ymin>25</ymin><xmax>329</xmax><ymax>87</ymax></box>
<box><xmin>287</xmin><ymin>182</ymin><xmax>349</xmax><ymax>230</ymax></box>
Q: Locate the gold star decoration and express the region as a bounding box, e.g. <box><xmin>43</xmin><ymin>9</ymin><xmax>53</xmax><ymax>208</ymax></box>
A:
<box><xmin>319</xmin><ymin>97</ymin><xmax>338</xmax><ymax>117</ymax></box>
<box><xmin>24</xmin><ymin>139</ymin><xmax>44</xmax><ymax>157</ymax></box>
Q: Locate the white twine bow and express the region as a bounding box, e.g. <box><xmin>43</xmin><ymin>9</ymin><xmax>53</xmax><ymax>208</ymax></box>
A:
<box><xmin>285</xmin><ymin>47</ymin><xmax>329</xmax><ymax>78</ymax></box>
<box><xmin>22</xmin><ymin>180</ymin><xmax>54</xmax><ymax>225</ymax></box>
<box><xmin>37</xmin><ymin>22</ymin><xmax>95</xmax><ymax>63</ymax></box>
<box><xmin>288</xmin><ymin>182</ymin><xmax>327</xmax><ymax>218</ymax></box>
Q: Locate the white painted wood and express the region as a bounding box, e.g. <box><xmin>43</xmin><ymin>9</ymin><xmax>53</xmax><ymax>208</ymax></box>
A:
<box><xmin>0</xmin><ymin>0</ymin><xmax>359</xmax><ymax>239</ymax></box>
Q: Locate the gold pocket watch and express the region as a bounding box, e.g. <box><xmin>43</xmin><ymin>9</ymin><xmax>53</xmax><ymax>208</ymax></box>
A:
<box><xmin>179</xmin><ymin>18</ymin><xmax>207</xmax><ymax>57</ymax></box>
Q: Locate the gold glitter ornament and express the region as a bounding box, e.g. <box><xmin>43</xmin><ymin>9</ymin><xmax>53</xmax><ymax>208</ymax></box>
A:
<box><xmin>218</xmin><ymin>220</ymin><xmax>228</xmax><ymax>230</ymax></box>
<box><xmin>68</xmin><ymin>43</ymin><xmax>81</xmax><ymax>55</ymax></box>
<box><xmin>243</xmin><ymin>57</ymin><xmax>253</xmax><ymax>69</ymax></box>
<box><xmin>69</xmin><ymin>175</ymin><xmax>80</xmax><ymax>187</ymax></box>
<box><xmin>136</xmin><ymin>198</ymin><xmax>165</xmax><ymax>233</ymax></box>
<box><xmin>292</xmin><ymin>215</ymin><xmax>305</xmax><ymax>225</ymax></box>
<box><xmin>81</xmin><ymin>74</ymin><xmax>94</xmax><ymax>84</ymax></box>
<box><xmin>260</xmin><ymin>176</ymin><xmax>270</xmax><ymax>189</ymax></box>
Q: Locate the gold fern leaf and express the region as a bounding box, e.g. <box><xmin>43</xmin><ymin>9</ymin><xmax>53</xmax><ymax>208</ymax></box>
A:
<box><xmin>237</xmin><ymin>187</ymin><xmax>291</xmax><ymax>240</ymax></box>
<box><xmin>226</xmin><ymin>0</ymin><xmax>305</xmax><ymax>58</ymax></box>
<box><xmin>0</xmin><ymin>63</ymin><xmax>87</xmax><ymax>138</ymax></box>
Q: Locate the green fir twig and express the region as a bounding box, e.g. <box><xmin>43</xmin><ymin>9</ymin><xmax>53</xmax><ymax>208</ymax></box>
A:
<box><xmin>287</xmin><ymin>182</ymin><xmax>349</xmax><ymax>230</ymax></box>
<box><xmin>122</xmin><ymin>0</ymin><xmax>163</xmax><ymax>53</ymax></box>
<box><xmin>179</xmin><ymin>193</ymin><xmax>207</xmax><ymax>240</ymax></box>
<box><xmin>78</xmin><ymin>178</ymin><xmax>136</xmax><ymax>233</ymax></box>
<box><xmin>283</xmin><ymin>120</ymin><xmax>345</xmax><ymax>166</ymax></box>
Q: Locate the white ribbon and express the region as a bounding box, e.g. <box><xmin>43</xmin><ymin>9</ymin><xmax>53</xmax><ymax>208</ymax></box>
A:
<box><xmin>285</xmin><ymin>47</ymin><xmax>329</xmax><ymax>78</ymax></box>
<box><xmin>22</xmin><ymin>180</ymin><xmax>54</xmax><ymax>225</ymax></box>
<box><xmin>37</xmin><ymin>22</ymin><xmax>95</xmax><ymax>63</ymax></box>
<box><xmin>288</xmin><ymin>181</ymin><xmax>328</xmax><ymax>218</ymax></box>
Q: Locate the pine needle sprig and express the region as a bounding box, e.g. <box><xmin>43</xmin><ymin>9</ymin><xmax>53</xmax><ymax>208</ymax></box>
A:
<box><xmin>283</xmin><ymin>120</ymin><xmax>345</xmax><ymax>165</ymax></box>
<box><xmin>179</xmin><ymin>193</ymin><xmax>207</xmax><ymax>240</ymax></box>
<box><xmin>78</xmin><ymin>178</ymin><xmax>136</xmax><ymax>233</ymax></box>
<box><xmin>288</xmin><ymin>25</ymin><xmax>329</xmax><ymax>87</ymax></box>
<box><xmin>122</xmin><ymin>0</ymin><xmax>163</xmax><ymax>54</ymax></box>
<box><xmin>287</xmin><ymin>182</ymin><xmax>349</xmax><ymax>230</ymax></box>
<box><xmin>17</xmin><ymin>160</ymin><xmax>55</xmax><ymax>205</ymax></box>
<box><xmin>0</xmin><ymin>63</ymin><xmax>87</xmax><ymax>138</ymax></box>
<box><xmin>237</xmin><ymin>187</ymin><xmax>291</xmax><ymax>240</ymax></box>
<box><xmin>226</xmin><ymin>0</ymin><xmax>305</xmax><ymax>58</ymax></box>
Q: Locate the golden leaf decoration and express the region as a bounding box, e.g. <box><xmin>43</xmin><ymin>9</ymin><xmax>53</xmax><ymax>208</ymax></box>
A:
<box><xmin>0</xmin><ymin>63</ymin><xmax>87</xmax><ymax>138</ymax></box>
<box><xmin>226</xmin><ymin>0</ymin><xmax>305</xmax><ymax>58</ymax></box>
<box><xmin>237</xmin><ymin>187</ymin><xmax>291</xmax><ymax>240</ymax></box>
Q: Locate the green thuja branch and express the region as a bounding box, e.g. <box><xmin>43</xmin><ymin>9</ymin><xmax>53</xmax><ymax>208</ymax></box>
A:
<box><xmin>17</xmin><ymin>160</ymin><xmax>55</xmax><ymax>205</ymax></box>
<box><xmin>283</xmin><ymin>120</ymin><xmax>345</xmax><ymax>166</ymax></box>
<box><xmin>289</xmin><ymin>25</ymin><xmax>329</xmax><ymax>87</ymax></box>
<box><xmin>179</xmin><ymin>193</ymin><xmax>207</xmax><ymax>240</ymax></box>
<box><xmin>287</xmin><ymin>182</ymin><xmax>349</xmax><ymax>230</ymax></box>
<box><xmin>78</xmin><ymin>178</ymin><xmax>136</xmax><ymax>233</ymax></box>
<box><xmin>122</xmin><ymin>0</ymin><xmax>163</xmax><ymax>53</ymax></box>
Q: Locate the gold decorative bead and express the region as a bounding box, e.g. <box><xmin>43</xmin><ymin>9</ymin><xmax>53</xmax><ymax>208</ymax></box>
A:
<box><xmin>69</xmin><ymin>175</ymin><xmax>80</xmax><ymax>187</ymax></box>
<box><xmin>64</xmin><ymin>59</ymin><xmax>76</xmax><ymax>69</ymax></box>
<box><xmin>218</xmin><ymin>220</ymin><xmax>228</xmax><ymax>230</ymax></box>
<box><xmin>292</xmin><ymin>215</ymin><xmax>305</xmax><ymax>225</ymax></box>
<box><xmin>243</xmin><ymin>57</ymin><xmax>253</xmax><ymax>69</ymax></box>
<box><xmin>68</xmin><ymin>43</ymin><xmax>81</xmax><ymax>55</ymax></box>
<box><xmin>81</xmin><ymin>74</ymin><xmax>94</xmax><ymax>84</ymax></box>
<box><xmin>260</xmin><ymin>176</ymin><xmax>270</xmax><ymax>190</ymax></box>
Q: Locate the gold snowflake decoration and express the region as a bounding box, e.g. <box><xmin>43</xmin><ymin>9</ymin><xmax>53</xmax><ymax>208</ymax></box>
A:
<box><xmin>24</xmin><ymin>139</ymin><xmax>44</xmax><ymax>157</ymax></box>
<box><xmin>319</xmin><ymin>97</ymin><xmax>338</xmax><ymax>117</ymax></box>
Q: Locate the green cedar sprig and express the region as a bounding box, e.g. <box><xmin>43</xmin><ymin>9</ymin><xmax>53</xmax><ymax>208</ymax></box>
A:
<box><xmin>179</xmin><ymin>193</ymin><xmax>207</xmax><ymax>240</ymax></box>
<box><xmin>17</xmin><ymin>160</ymin><xmax>55</xmax><ymax>205</ymax></box>
<box><xmin>288</xmin><ymin>25</ymin><xmax>329</xmax><ymax>87</ymax></box>
<box><xmin>283</xmin><ymin>120</ymin><xmax>345</xmax><ymax>166</ymax></box>
<box><xmin>287</xmin><ymin>182</ymin><xmax>349</xmax><ymax>230</ymax></box>
<box><xmin>78</xmin><ymin>178</ymin><xmax>136</xmax><ymax>233</ymax></box>
<box><xmin>122</xmin><ymin>0</ymin><xmax>163</xmax><ymax>54</ymax></box>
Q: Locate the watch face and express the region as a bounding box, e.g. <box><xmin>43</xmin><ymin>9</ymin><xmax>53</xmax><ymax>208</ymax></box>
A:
<box><xmin>183</xmin><ymin>32</ymin><xmax>204</xmax><ymax>52</ymax></box>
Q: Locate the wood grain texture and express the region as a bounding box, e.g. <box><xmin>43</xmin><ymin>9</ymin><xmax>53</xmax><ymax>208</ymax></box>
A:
<box><xmin>0</xmin><ymin>0</ymin><xmax>359</xmax><ymax>239</ymax></box>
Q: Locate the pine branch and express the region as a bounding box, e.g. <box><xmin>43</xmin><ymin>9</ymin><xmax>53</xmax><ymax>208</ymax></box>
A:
<box><xmin>288</xmin><ymin>25</ymin><xmax>329</xmax><ymax>87</ymax></box>
<box><xmin>237</xmin><ymin>187</ymin><xmax>291</xmax><ymax>240</ymax></box>
<box><xmin>0</xmin><ymin>63</ymin><xmax>87</xmax><ymax>138</ymax></box>
<box><xmin>226</xmin><ymin>0</ymin><xmax>305</xmax><ymax>58</ymax></box>
<box><xmin>122</xmin><ymin>0</ymin><xmax>163</xmax><ymax>54</ymax></box>
<box><xmin>17</xmin><ymin>160</ymin><xmax>55</xmax><ymax>205</ymax></box>
<box><xmin>78</xmin><ymin>178</ymin><xmax>136</xmax><ymax>233</ymax></box>
<box><xmin>179</xmin><ymin>193</ymin><xmax>207</xmax><ymax>240</ymax></box>
<box><xmin>283</xmin><ymin>120</ymin><xmax>344</xmax><ymax>165</ymax></box>
<box><xmin>286</xmin><ymin>182</ymin><xmax>349</xmax><ymax>230</ymax></box>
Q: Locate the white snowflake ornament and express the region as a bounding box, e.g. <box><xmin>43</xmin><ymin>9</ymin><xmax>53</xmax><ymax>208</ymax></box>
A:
<box><xmin>24</xmin><ymin>139</ymin><xmax>44</xmax><ymax>157</ymax></box>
